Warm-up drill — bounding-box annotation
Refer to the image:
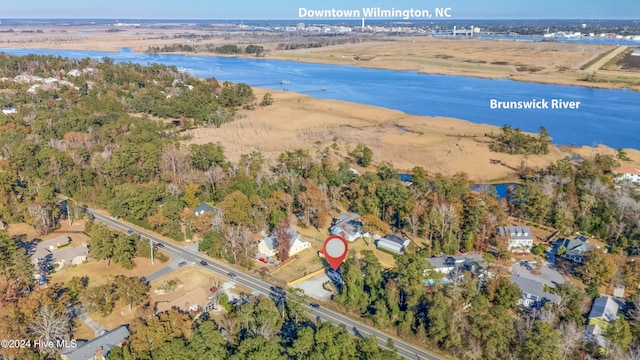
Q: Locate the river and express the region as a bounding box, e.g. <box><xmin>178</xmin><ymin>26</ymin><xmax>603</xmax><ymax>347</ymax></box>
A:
<box><xmin>1</xmin><ymin>47</ymin><xmax>638</xmax><ymax>149</ymax></box>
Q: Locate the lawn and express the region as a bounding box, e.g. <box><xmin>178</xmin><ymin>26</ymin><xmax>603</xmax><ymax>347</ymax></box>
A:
<box><xmin>73</xmin><ymin>321</ymin><xmax>97</xmax><ymax>341</ymax></box>
<box><xmin>50</xmin><ymin>255</ymin><xmax>172</xmax><ymax>285</ymax></box>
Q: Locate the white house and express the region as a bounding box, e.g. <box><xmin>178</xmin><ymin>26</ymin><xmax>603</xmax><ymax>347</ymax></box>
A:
<box><xmin>375</xmin><ymin>234</ymin><xmax>410</xmax><ymax>254</ymax></box>
<box><xmin>330</xmin><ymin>213</ymin><xmax>370</xmax><ymax>242</ymax></box>
<box><xmin>611</xmin><ymin>166</ymin><xmax>640</xmax><ymax>184</ymax></box>
<box><xmin>257</xmin><ymin>227</ymin><xmax>311</xmax><ymax>258</ymax></box>
<box><xmin>426</xmin><ymin>254</ymin><xmax>485</xmax><ymax>275</ymax></box>
<box><xmin>498</xmin><ymin>226</ymin><xmax>533</xmax><ymax>252</ymax></box>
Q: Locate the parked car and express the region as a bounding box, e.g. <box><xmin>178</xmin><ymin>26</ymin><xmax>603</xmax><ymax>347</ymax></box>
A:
<box><xmin>258</xmin><ymin>257</ymin><xmax>268</xmax><ymax>263</ymax></box>
<box><xmin>178</xmin><ymin>261</ymin><xmax>187</xmax><ymax>267</ymax></box>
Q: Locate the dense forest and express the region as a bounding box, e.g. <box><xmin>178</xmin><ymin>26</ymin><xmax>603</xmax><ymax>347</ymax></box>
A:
<box><xmin>0</xmin><ymin>53</ymin><xmax>639</xmax><ymax>359</ymax></box>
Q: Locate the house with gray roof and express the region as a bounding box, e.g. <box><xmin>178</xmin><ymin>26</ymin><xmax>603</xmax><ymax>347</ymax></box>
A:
<box><xmin>60</xmin><ymin>325</ymin><xmax>130</xmax><ymax>360</ymax></box>
<box><xmin>193</xmin><ymin>202</ymin><xmax>216</xmax><ymax>217</ymax></box>
<box><xmin>498</xmin><ymin>226</ymin><xmax>533</xmax><ymax>252</ymax></box>
<box><xmin>510</xmin><ymin>274</ymin><xmax>561</xmax><ymax>309</ymax></box>
<box><xmin>586</xmin><ymin>296</ymin><xmax>621</xmax><ymax>348</ymax></box>
<box><xmin>330</xmin><ymin>213</ymin><xmax>370</xmax><ymax>242</ymax></box>
<box><xmin>556</xmin><ymin>235</ymin><xmax>600</xmax><ymax>264</ymax></box>
<box><xmin>426</xmin><ymin>254</ymin><xmax>485</xmax><ymax>275</ymax></box>
<box><xmin>375</xmin><ymin>234</ymin><xmax>410</xmax><ymax>254</ymax></box>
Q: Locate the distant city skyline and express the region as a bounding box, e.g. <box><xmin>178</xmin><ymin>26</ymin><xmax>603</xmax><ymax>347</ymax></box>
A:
<box><xmin>2</xmin><ymin>0</ymin><xmax>639</xmax><ymax>20</ymax></box>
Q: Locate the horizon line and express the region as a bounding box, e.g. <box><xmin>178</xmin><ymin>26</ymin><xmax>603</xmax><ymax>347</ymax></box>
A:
<box><xmin>1</xmin><ymin>17</ymin><xmax>639</xmax><ymax>21</ymax></box>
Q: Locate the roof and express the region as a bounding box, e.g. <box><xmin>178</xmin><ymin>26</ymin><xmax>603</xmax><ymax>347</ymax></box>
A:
<box><xmin>377</xmin><ymin>235</ymin><xmax>411</xmax><ymax>254</ymax></box>
<box><xmin>557</xmin><ymin>235</ymin><xmax>598</xmax><ymax>255</ymax></box>
<box><xmin>510</xmin><ymin>274</ymin><xmax>561</xmax><ymax>305</ymax></box>
<box><xmin>193</xmin><ymin>202</ymin><xmax>216</xmax><ymax>215</ymax></box>
<box><xmin>611</xmin><ymin>166</ymin><xmax>640</xmax><ymax>175</ymax></box>
<box><xmin>382</xmin><ymin>234</ymin><xmax>409</xmax><ymax>246</ymax></box>
<box><xmin>36</xmin><ymin>236</ymin><xmax>71</xmax><ymax>251</ymax></box>
<box><xmin>588</xmin><ymin>296</ymin><xmax>619</xmax><ymax>322</ymax></box>
<box><xmin>55</xmin><ymin>244</ymin><xmax>89</xmax><ymax>264</ymax></box>
<box><xmin>376</xmin><ymin>240</ymin><xmax>405</xmax><ymax>254</ymax></box>
<box><xmin>156</xmin><ymin>287</ymin><xmax>212</xmax><ymax>314</ymax></box>
<box><xmin>498</xmin><ymin>226</ymin><xmax>533</xmax><ymax>240</ymax></box>
<box><xmin>60</xmin><ymin>325</ymin><xmax>130</xmax><ymax>360</ymax></box>
<box><xmin>330</xmin><ymin>213</ymin><xmax>363</xmax><ymax>237</ymax></box>
<box><xmin>260</xmin><ymin>226</ymin><xmax>301</xmax><ymax>251</ymax></box>
<box><xmin>426</xmin><ymin>254</ymin><xmax>484</xmax><ymax>269</ymax></box>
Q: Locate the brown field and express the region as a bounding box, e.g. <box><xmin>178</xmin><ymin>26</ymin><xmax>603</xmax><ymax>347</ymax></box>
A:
<box><xmin>49</xmin><ymin>256</ymin><xmax>171</xmax><ymax>285</ymax></box>
<box><xmin>270</xmin><ymin>38</ymin><xmax>640</xmax><ymax>91</ymax></box>
<box><xmin>186</xmin><ymin>89</ymin><xmax>640</xmax><ymax>183</ymax></box>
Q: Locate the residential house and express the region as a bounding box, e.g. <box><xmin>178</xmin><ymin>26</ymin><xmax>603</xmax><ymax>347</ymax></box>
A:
<box><xmin>55</xmin><ymin>244</ymin><xmax>89</xmax><ymax>267</ymax></box>
<box><xmin>611</xmin><ymin>166</ymin><xmax>640</xmax><ymax>184</ymax></box>
<box><xmin>426</xmin><ymin>254</ymin><xmax>485</xmax><ymax>275</ymax></box>
<box><xmin>586</xmin><ymin>296</ymin><xmax>621</xmax><ymax>348</ymax></box>
<box><xmin>375</xmin><ymin>234</ymin><xmax>411</xmax><ymax>254</ymax></box>
<box><xmin>257</xmin><ymin>226</ymin><xmax>311</xmax><ymax>258</ymax></box>
<box><xmin>510</xmin><ymin>274</ymin><xmax>561</xmax><ymax>308</ymax></box>
<box><xmin>555</xmin><ymin>235</ymin><xmax>600</xmax><ymax>264</ymax></box>
<box><xmin>155</xmin><ymin>287</ymin><xmax>215</xmax><ymax>314</ymax></box>
<box><xmin>330</xmin><ymin>213</ymin><xmax>370</xmax><ymax>242</ymax></box>
<box><xmin>30</xmin><ymin>236</ymin><xmax>72</xmax><ymax>266</ymax></box>
<box><xmin>193</xmin><ymin>202</ymin><xmax>216</xmax><ymax>217</ymax></box>
<box><xmin>29</xmin><ymin>236</ymin><xmax>88</xmax><ymax>276</ymax></box>
<box><xmin>2</xmin><ymin>106</ymin><xmax>16</xmax><ymax>115</ymax></box>
<box><xmin>60</xmin><ymin>325</ymin><xmax>130</xmax><ymax>360</ymax></box>
<box><xmin>498</xmin><ymin>226</ymin><xmax>534</xmax><ymax>252</ymax></box>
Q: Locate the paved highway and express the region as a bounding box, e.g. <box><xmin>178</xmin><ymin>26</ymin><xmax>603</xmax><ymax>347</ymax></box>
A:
<box><xmin>88</xmin><ymin>209</ymin><xmax>443</xmax><ymax>360</ymax></box>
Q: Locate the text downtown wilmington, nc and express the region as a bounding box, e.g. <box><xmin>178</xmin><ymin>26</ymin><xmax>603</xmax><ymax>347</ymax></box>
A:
<box><xmin>298</xmin><ymin>7</ymin><xmax>452</xmax><ymax>20</ymax></box>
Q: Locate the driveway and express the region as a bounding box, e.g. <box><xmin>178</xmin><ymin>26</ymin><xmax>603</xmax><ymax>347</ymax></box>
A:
<box><xmin>294</xmin><ymin>272</ymin><xmax>333</xmax><ymax>301</ymax></box>
<box><xmin>511</xmin><ymin>259</ymin><xmax>565</xmax><ymax>288</ymax></box>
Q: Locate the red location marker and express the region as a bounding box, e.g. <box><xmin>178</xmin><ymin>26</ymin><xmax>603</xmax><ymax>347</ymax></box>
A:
<box><xmin>322</xmin><ymin>235</ymin><xmax>348</xmax><ymax>271</ymax></box>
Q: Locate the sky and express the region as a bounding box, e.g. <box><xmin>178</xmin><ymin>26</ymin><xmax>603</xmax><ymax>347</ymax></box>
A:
<box><xmin>2</xmin><ymin>0</ymin><xmax>639</xmax><ymax>20</ymax></box>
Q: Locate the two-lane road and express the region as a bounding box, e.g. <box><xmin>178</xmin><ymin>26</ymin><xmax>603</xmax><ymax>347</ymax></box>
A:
<box><xmin>88</xmin><ymin>209</ymin><xmax>443</xmax><ymax>360</ymax></box>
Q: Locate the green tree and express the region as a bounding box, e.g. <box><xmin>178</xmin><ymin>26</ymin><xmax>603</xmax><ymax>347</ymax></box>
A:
<box><xmin>349</xmin><ymin>143</ymin><xmax>373</xmax><ymax>167</ymax></box>
<box><xmin>581</xmin><ymin>250</ymin><xmax>616</xmax><ymax>284</ymax></box>
<box><xmin>605</xmin><ymin>317</ymin><xmax>633</xmax><ymax>351</ymax></box>
<box><xmin>187</xmin><ymin>320</ymin><xmax>229</xmax><ymax>359</ymax></box>
<box><xmin>219</xmin><ymin>190</ymin><xmax>252</xmax><ymax>226</ymax></box>
<box><xmin>115</xmin><ymin>275</ymin><xmax>150</xmax><ymax>311</ymax></box>
<box><xmin>88</xmin><ymin>223</ymin><xmax>116</xmax><ymax>267</ymax></box>
<box><xmin>520</xmin><ymin>321</ymin><xmax>561</xmax><ymax>360</ymax></box>
<box><xmin>492</xmin><ymin>277</ymin><xmax>521</xmax><ymax>309</ymax></box>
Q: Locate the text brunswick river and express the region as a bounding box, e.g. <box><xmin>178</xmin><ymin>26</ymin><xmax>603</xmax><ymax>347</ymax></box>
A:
<box><xmin>298</xmin><ymin>7</ymin><xmax>452</xmax><ymax>19</ymax></box>
<box><xmin>490</xmin><ymin>98</ymin><xmax>581</xmax><ymax>110</ymax></box>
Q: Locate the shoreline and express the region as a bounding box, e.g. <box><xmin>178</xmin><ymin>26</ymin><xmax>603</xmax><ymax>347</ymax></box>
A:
<box><xmin>1</xmin><ymin>31</ymin><xmax>639</xmax><ymax>91</ymax></box>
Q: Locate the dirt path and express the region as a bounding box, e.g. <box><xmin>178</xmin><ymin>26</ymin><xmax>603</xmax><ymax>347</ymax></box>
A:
<box><xmin>584</xmin><ymin>45</ymin><xmax>628</xmax><ymax>72</ymax></box>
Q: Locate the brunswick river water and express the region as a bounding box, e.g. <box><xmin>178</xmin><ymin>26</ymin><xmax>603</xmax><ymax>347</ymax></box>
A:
<box><xmin>2</xmin><ymin>47</ymin><xmax>639</xmax><ymax>149</ymax></box>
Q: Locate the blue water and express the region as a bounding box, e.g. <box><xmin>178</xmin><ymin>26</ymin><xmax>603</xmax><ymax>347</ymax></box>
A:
<box><xmin>473</xmin><ymin>183</ymin><xmax>518</xmax><ymax>199</ymax></box>
<box><xmin>1</xmin><ymin>47</ymin><xmax>638</xmax><ymax>149</ymax></box>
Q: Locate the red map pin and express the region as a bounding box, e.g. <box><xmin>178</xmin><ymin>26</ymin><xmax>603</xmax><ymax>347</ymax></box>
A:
<box><xmin>322</xmin><ymin>235</ymin><xmax>348</xmax><ymax>271</ymax></box>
